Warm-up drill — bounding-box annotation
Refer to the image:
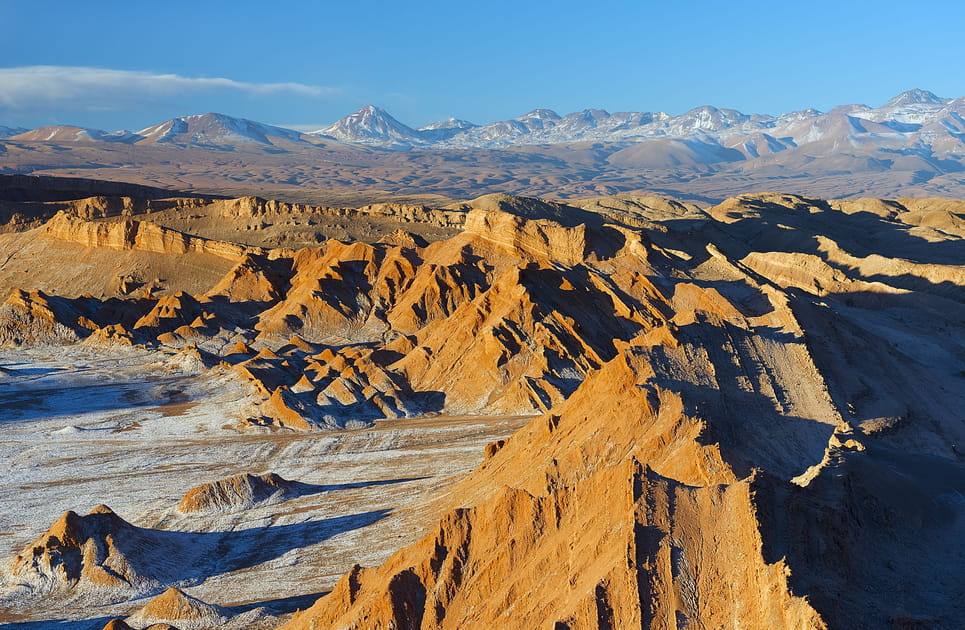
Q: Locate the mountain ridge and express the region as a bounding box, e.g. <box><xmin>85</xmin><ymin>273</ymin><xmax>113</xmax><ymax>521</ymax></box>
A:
<box><xmin>4</xmin><ymin>89</ymin><xmax>965</xmax><ymax>204</ymax></box>
<box><xmin>5</xmin><ymin>89</ymin><xmax>956</xmax><ymax>152</ymax></box>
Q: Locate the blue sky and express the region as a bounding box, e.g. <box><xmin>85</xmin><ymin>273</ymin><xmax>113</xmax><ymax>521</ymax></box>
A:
<box><xmin>1</xmin><ymin>0</ymin><xmax>963</xmax><ymax>131</ymax></box>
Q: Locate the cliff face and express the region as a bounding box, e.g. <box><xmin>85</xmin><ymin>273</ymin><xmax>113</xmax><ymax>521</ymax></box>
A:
<box><xmin>463</xmin><ymin>208</ymin><xmax>588</xmax><ymax>266</ymax></box>
<box><xmin>216</xmin><ymin>196</ymin><xmax>465</xmax><ymax>228</ymax></box>
<box><xmin>42</xmin><ymin>211</ymin><xmax>254</xmax><ymax>260</ymax></box>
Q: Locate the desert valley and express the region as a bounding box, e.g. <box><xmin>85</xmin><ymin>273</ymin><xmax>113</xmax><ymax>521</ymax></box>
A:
<box><xmin>0</xmin><ymin>165</ymin><xmax>961</xmax><ymax>628</ymax></box>
<box><xmin>1</xmin><ymin>4</ymin><xmax>965</xmax><ymax>621</ymax></box>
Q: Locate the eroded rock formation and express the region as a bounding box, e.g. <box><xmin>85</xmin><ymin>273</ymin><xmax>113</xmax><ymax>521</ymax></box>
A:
<box><xmin>1</xmin><ymin>188</ymin><xmax>962</xmax><ymax>628</ymax></box>
<box><xmin>177</xmin><ymin>473</ymin><xmax>297</xmax><ymax>514</ymax></box>
<box><xmin>125</xmin><ymin>587</ymin><xmax>228</xmax><ymax>630</ymax></box>
<box><xmin>5</xmin><ymin>506</ymin><xmax>186</xmax><ymax>599</ymax></box>
<box><xmin>43</xmin><ymin>211</ymin><xmax>256</xmax><ymax>260</ymax></box>
<box><xmin>274</xmin><ymin>193</ymin><xmax>964</xmax><ymax>628</ymax></box>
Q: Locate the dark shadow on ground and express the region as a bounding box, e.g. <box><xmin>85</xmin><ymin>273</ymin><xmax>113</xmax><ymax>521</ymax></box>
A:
<box><xmin>190</xmin><ymin>509</ymin><xmax>392</xmax><ymax>577</ymax></box>
<box><xmin>292</xmin><ymin>476</ymin><xmax>427</xmax><ymax>496</ymax></box>
<box><xmin>754</xmin><ymin>445</ymin><xmax>965</xmax><ymax>629</ymax></box>
<box><xmin>226</xmin><ymin>590</ymin><xmax>330</xmax><ymax>615</ymax></box>
<box><xmin>0</xmin><ymin>377</ymin><xmax>192</xmax><ymax>423</ymax></box>
<box><xmin>1</xmin><ymin>509</ymin><xmax>391</xmax><ymax>627</ymax></box>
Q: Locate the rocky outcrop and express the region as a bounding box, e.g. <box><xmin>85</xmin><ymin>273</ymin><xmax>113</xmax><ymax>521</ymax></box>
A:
<box><xmin>355</xmin><ymin>202</ymin><xmax>465</xmax><ymax>228</ymax></box>
<box><xmin>391</xmin><ymin>262</ymin><xmax>651</xmax><ymax>414</ymax></box>
<box><xmin>205</xmin><ymin>254</ymin><xmax>291</xmax><ymax>303</ymax></box>
<box><xmin>133</xmin><ymin>291</ymin><xmax>203</xmax><ymax>332</ymax></box>
<box><xmin>177</xmin><ymin>473</ymin><xmax>297</xmax><ymax>514</ymax></box>
<box><xmin>125</xmin><ymin>587</ymin><xmax>228</xmax><ymax>630</ymax></box>
<box><xmin>463</xmin><ymin>208</ymin><xmax>588</xmax><ymax>266</ymax></box>
<box><xmin>570</xmin><ymin>193</ymin><xmax>706</xmax><ymax>227</ymax></box>
<box><xmin>42</xmin><ymin>212</ymin><xmax>256</xmax><ymax>260</ymax></box>
<box><xmin>4</xmin><ymin>506</ymin><xmax>188</xmax><ymax>598</ymax></box>
<box><xmin>0</xmin><ymin>289</ymin><xmax>96</xmax><ymax>345</ymax></box>
<box><xmin>253</xmin><ymin>239</ymin><xmax>420</xmax><ymax>343</ymax></box>
<box><xmin>213</xmin><ymin>196</ymin><xmax>465</xmax><ymax>228</ymax></box>
<box><xmin>282</xmin><ymin>461</ymin><xmax>824</xmax><ymax>630</ymax></box>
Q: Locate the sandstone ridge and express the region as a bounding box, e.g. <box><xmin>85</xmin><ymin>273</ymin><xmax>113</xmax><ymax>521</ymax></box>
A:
<box><xmin>43</xmin><ymin>211</ymin><xmax>257</xmax><ymax>260</ymax></box>
<box><xmin>4</xmin><ymin>506</ymin><xmax>187</xmax><ymax>599</ymax></box>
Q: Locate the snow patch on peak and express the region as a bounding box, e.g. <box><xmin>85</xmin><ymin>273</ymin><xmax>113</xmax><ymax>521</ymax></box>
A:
<box><xmin>135</xmin><ymin>113</ymin><xmax>303</xmax><ymax>148</ymax></box>
<box><xmin>419</xmin><ymin>118</ymin><xmax>477</xmax><ymax>131</ymax></box>
<box><xmin>884</xmin><ymin>88</ymin><xmax>947</xmax><ymax>108</ymax></box>
<box><xmin>312</xmin><ymin>105</ymin><xmax>422</xmax><ymax>145</ymax></box>
<box><xmin>519</xmin><ymin>109</ymin><xmax>561</xmax><ymax>121</ymax></box>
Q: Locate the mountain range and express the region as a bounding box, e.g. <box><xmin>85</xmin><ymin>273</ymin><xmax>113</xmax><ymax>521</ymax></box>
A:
<box><xmin>312</xmin><ymin>89</ymin><xmax>965</xmax><ymax>162</ymax></box>
<box><xmin>2</xmin><ymin>89</ymin><xmax>964</xmax><ymax>203</ymax></box>
<box><xmin>5</xmin><ymin>89</ymin><xmax>963</xmax><ymax>156</ymax></box>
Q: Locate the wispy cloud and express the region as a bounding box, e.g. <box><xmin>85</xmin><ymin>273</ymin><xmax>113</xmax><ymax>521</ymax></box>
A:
<box><xmin>0</xmin><ymin>66</ymin><xmax>335</xmax><ymax>111</ymax></box>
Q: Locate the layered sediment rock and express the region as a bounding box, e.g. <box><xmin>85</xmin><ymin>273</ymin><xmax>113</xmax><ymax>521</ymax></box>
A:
<box><xmin>277</xmin><ymin>193</ymin><xmax>965</xmax><ymax>628</ymax></box>
<box><xmin>177</xmin><ymin>473</ymin><xmax>297</xmax><ymax>514</ymax></box>
<box><xmin>284</xmin><ymin>460</ymin><xmax>825</xmax><ymax>630</ymax></box>
<box><xmin>463</xmin><ymin>207</ymin><xmax>588</xmax><ymax>266</ymax></box>
<box><xmin>214</xmin><ymin>196</ymin><xmax>465</xmax><ymax>228</ymax></box>
<box><xmin>43</xmin><ymin>211</ymin><xmax>255</xmax><ymax>260</ymax></box>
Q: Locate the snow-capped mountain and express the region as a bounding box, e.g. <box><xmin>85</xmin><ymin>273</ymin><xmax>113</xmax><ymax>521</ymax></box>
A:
<box><xmin>303</xmin><ymin>89</ymin><xmax>962</xmax><ymax>159</ymax></box>
<box><xmin>845</xmin><ymin>89</ymin><xmax>950</xmax><ymax>127</ymax></box>
<box><xmin>136</xmin><ymin>113</ymin><xmax>306</xmax><ymax>148</ymax></box>
<box><xmin>310</xmin><ymin>105</ymin><xmax>423</xmax><ymax>146</ymax></box>
<box><xmin>4</xmin><ymin>88</ymin><xmax>965</xmax><ymax>202</ymax></box>
<box><xmin>418</xmin><ymin>117</ymin><xmax>478</xmax><ymax>142</ymax></box>
<box><xmin>4</xmin><ymin>89</ymin><xmax>963</xmax><ymax>165</ymax></box>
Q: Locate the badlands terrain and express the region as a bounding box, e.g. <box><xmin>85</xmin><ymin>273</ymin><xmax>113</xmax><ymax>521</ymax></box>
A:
<box><xmin>0</xmin><ymin>174</ymin><xmax>962</xmax><ymax>629</ymax></box>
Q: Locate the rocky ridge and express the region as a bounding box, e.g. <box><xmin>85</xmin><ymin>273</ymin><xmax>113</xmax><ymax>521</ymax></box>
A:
<box><xmin>9</xmin><ymin>90</ymin><xmax>965</xmax><ymax>204</ymax></box>
<box><xmin>0</xmin><ymin>188</ymin><xmax>962</xmax><ymax>628</ymax></box>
